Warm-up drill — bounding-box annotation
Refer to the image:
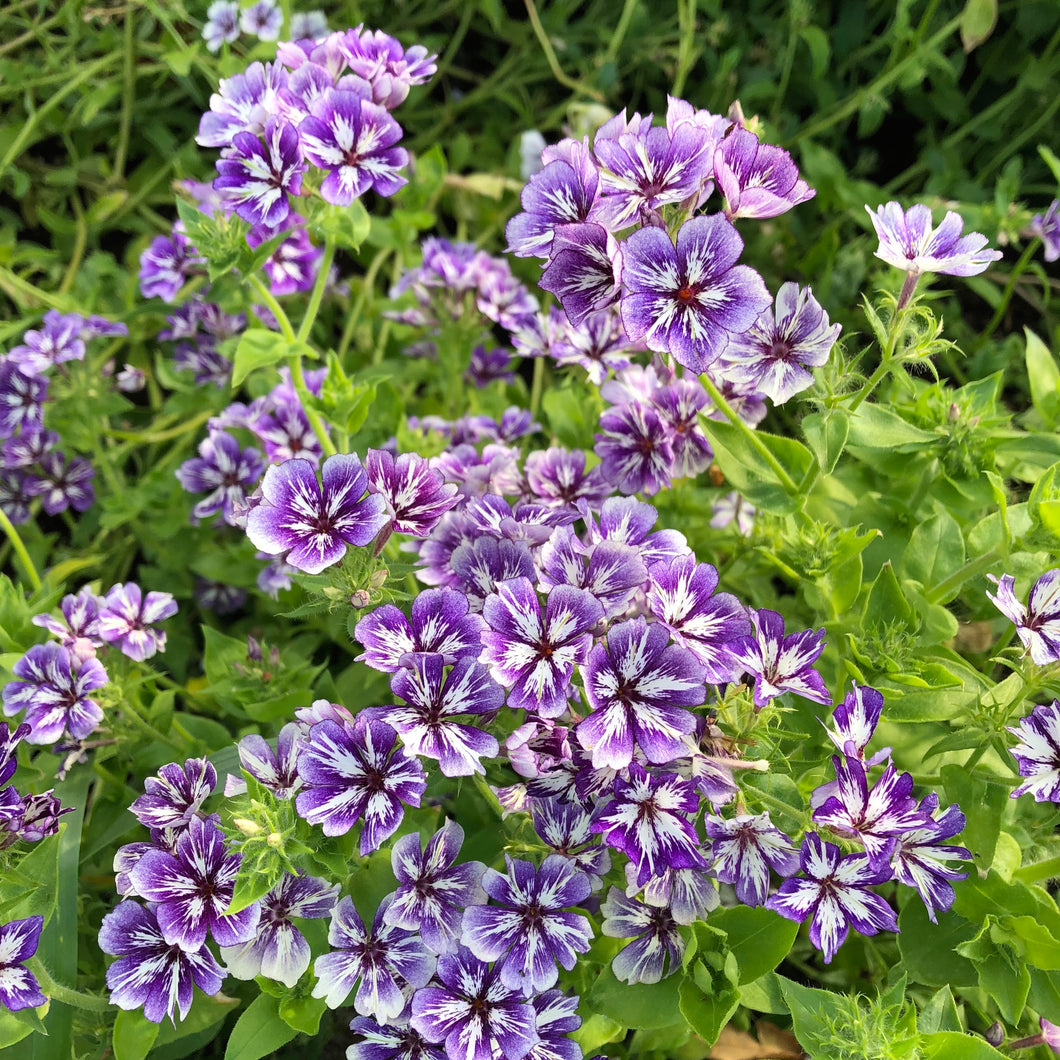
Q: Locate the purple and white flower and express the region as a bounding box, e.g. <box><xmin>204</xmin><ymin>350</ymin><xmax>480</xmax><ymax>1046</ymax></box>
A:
<box><xmin>766</xmin><ymin>832</ymin><xmax>897</xmax><ymax>964</ymax></box>
<box><xmin>599</xmin><ymin>887</ymin><xmax>684</xmax><ymax>984</ymax></box>
<box><xmin>890</xmin><ymin>794</ymin><xmax>969</xmax><ymax>922</ymax></box>
<box><xmin>866</xmin><ymin>202</ymin><xmax>1002</xmax><ymax>277</ymax></box>
<box><xmin>703</xmin><ymin>811</ymin><xmax>800</xmax><ymax>907</ymax></box>
<box><xmin>713</xmin><ymin>127</ymin><xmax>814</xmax><ymax>220</ymax></box>
<box><xmin>138</xmin><ymin>225</ymin><xmax>203</xmax><ymax>302</ymax></box>
<box><xmin>539</xmin><ymin>222</ymin><xmax>622</xmax><ymax>327</ymax></box>
<box><xmin>348</xmin><ymin>1017</ymin><xmax>446</xmax><ymax>1060</ymax></box>
<box><xmin>176</xmin><ymin>431</ymin><xmax>265</xmax><ymax>526</ymax></box>
<box><xmin>1007</xmin><ymin>700</ymin><xmax>1060</xmax><ymax>802</ymax></box>
<box><xmin>225</xmin><ymin>724</ymin><xmax>301</xmax><ymax>799</ymax></box>
<box><xmin>9</xmin><ymin>310</ymin><xmax>86</xmax><ymax>374</ymax></box>
<box><xmin>593</xmin><ymin>402</ymin><xmax>674</xmax><ymax>497</ymax></box>
<box><xmin>214</xmin><ymin>119</ymin><xmax>305</xmax><ymax>228</ymax></box>
<box><xmin>98</xmin><ymin>582</ymin><xmax>178</xmax><ymax>661</ymax></box>
<box><xmin>99</xmin><ymin>901</ymin><xmax>225</xmax><ymax>1023</ymax></box>
<box><xmin>506</xmin><ymin>155</ymin><xmax>600</xmax><ymax>259</ymax></box>
<box><xmin>461</xmin><ymin>854</ymin><xmax>593</xmax><ymax>994</ymax></box>
<box><xmin>27</xmin><ymin>452</ymin><xmax>95</xmax><ymax>516</ymax></box>
<box><xmin>240</xmin><ymin>0</ymin><xmax>282</xmax><ymax>40</ymax></box>
<box><xmin>245</xmin><ymin>453</ymin><xmax>388</xmax><ymax>575</ymax></box>
<box><xmin>729</xmin><ymin>608</ymin><xmax>831</xmax><ymax>708</ymax></box>
<box><xmin>129</xmin><ymin>758</ymin><xmax>217</xmax><ymax>833</ymax></box>
<box><xmin>32</xmin><ymin>586</ymin><xmax>104</xmax><ymax>656</ymax></box>
<box><xmin>987</xmin><ymin>570</ymin><xmax>1060</xmax><ymax>666</ymax></box>
<box><xmin>1030</xmin><ymin>199</ymin><xmax>1060</xmax><ymax>263</ymax></box>
<box><xmin>366</xmin><ymin>449</ymin><xmax>460</xmax><ymax>537</ymax></box>
<box><xmin>221</xmin><ymin>873</ymin><xmax>339</xmax><ymax>987</ymax></box>
<box><xmin>0</xmin><ymin>915</ymin><xmax>46</xmax><ymax>1011</ymax></box>
<box><xmin>313</xmin><ymin>895</ymin><xmax>435</xmax><ymax>1018</ymax></box>
<box><xmin>202</xmin><ymin>0</ymin><xmax>240</xmax><ymax>52</ymax></box>
<box><xmin>409</xmin><ymin>946</ymin><xmax>539</xmax><ymax>1060</ymax></box>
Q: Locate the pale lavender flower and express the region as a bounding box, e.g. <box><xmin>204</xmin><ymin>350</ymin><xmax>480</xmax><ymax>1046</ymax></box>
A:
<box><xmin>197</xmin><ymin>61</ymin><xmax>290</xmax><ymax>148</ymax></box>
<box><xmin>300</xmin><ymin>89</ymin><xmax>408</xmax><ymax>205</ymax></box>
<box><xmin>480</xmin><ymin>577</ymin><xmax>603</xmax><ymax>718</ymax></box>
<box><xmin>729</xmin><ymin>608</ymin><xmax>831</xmax><ymax>708</ymax></box>
<box><xmin>366</xmin><ymin>449</ymin><xmax>460</xmax><ymax>537</ymax></box>
<box><xmin>176</xmin><ymin>431</ymin><xmax>265</xmax><ymax>525</ymax></box>
<box><xmin>1007</xmin><ymin>700</ymin><xmax>1060</xmax><ymax>802</ymax></box>
<box><xmin>1030</xmin><ymin>199</ymin><xmax>1060</xmax><ymax>262</ymax></box>
<box><xmin>203</xmin><ymin>0</ymin><xmax>240</xmax><ymax>51</ymax></box>
<box><xmin>138</xmin><ymin>225</ymin><xmax>203</xmax><ymax>303</ymax></box>
<box><xmin>8</xmin><ymin>310</ymin><xmax>85</xmax><ymax>374</ymax></box>
<box><xmin>2</xmin><ymin>642</ymin><xmax>107</xmax><ymax>745</ymax></box>
<box><xmin>718</xmin><ymin>283</ymin><xmax>840</xmax><ymax>404</ymax></box>
<box><xmin>461</xmin><ymin>854</ymin><xmax>593</xmax><ymax>995</ymax></box>
<box><xmin>245</xmin><ymin>453</ymin><xmax>388</xmax><ymax>575</ymax></box>
<box><xmin>240</xmin><ymin>0</ymin><xmax>282</xmax><ymax>40</ymax></box>
<box><xmin>296</xmin><ymin>716</ymin><xmax>427</xmax><ymax>850</ymax></box>
<box><xmin>221</xmin><ymin>873</ymin><xmax>339</xmax><ymax>987</ymax></box>
<box><xmin>129</xmin><ymin>759</ymin><xmax>217</xmax><ymax>833</ymax></box>
<box><xmin>549</xmin><ymin>306</ymin><xmax>637</xmax><ymax>385</ymax></box>
<box><xmin>713</xmin><ymin>127</ymin><xmax>814</xmax><ymax>220</ymax></box>
<box><xmin>386</xmin><ymin>820</ymin><xmax>486</xmax><ymax>955</ymax></box>
<box><xmin>576</xmin><ymin>618</ymin><xmax>704</xmax><ymax>770</ymax></box>
<box><xmin>866</xmin><ymin>202</ymin><xmax>1002</xmax><ymax>277</ymax></box>
<box><xmin>312</xmin><ymin>894</ymin><xmax>435</xmax><ymax>1017</ymax></box>
<box><xmin>709</xmin><ymin>491</ymin><xmax>755</xmax><ymax>536</ymax></box>
<box><xmin>214</xmin><ymin>119</ymin><xmax>305</xmax><ymax>228</ymax></box>
<box><xmin>409</xmin><ymin>946</ymin><xmax>539</xmax><ymax>1060</ymax></box>
<box><xmin>0</xmin><ymin>916</ymin><xmax>45</xmax><ymax>1011</ymax></box>
<box><xmin>592</xmin><ymin>765</ymin><xmax>706</xmax><ymax>886</ymax></box>
<box><xmin>343</xmin><ymin>26</ymin><xmax>438</xmax><ymax>109</ymax></box>
<box><xmin>890</xmin><ymin>794</ymin><xmax>969</xmax><ymax>922</ymax></box>
<box><xmin>703</xmin><ymin>811</ymin><xmax>799</xmax><ymax>907</ymax></box>
<box><xmin>99</xmin><ymin>901</ymin><xmax>225</xmax><ymax>1023</ymax></box>
<box><xmin>98</xmin><ymin>582</ymin><xmax>178</xmax><ymax>661</ymax></box>
<box><xmin>129</xmin><ymin>815</ymin><xmax>260</xmax><ymax>951</ymax></box>
<box><xmin>32</xmin><ymin>586</ymin><xmax>103</xmax><ymax>655</ymax></box>
<box><xmin>766</xmin><ymin>832</ymin><xmax>897</xmax><ymax>964</ymax></box>
<box><xmin>115</xmin><ymin>365</ymin><xmax>146</xmax><ymax>392</ymax></box>
<box><xmin>599</xmin><ymin>887</ymin><xmax>683</xmax><ymax>984</ymax></box>
<box><xmin>620</xmin><ymin>215</ymin><xmax>771</xmax><ymax>373</ymax></box>
<box><xmin>291</xmin><ymin>11</ymin><xmax>329</xmax><ymax>39</ymax></box>
<box><xmin>257</xmin><ymin>554</ymin><xmax>296</xmax><ymax>598</ymax></box>
<box><xmin>987</xmin><ymin>570</ymin><xmax>1060</xmax><ymax>665</ymax></box>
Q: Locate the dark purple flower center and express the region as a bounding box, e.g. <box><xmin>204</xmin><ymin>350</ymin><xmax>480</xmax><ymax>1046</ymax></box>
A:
<box><xmin>768</xmin><ymin>338</ymin><xmax>793</xmax><ymax>361</ymax></box>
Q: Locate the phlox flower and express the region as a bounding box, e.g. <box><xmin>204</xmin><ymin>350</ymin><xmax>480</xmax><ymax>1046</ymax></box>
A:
<box><xmin>213</xmin><ymin>119</ymin><xmax>305</xmax><ymax>229</ymax></box>
<box><xmin>176</xmin><ymin>430</ymin><xmax>265</xmax><ymax>526</ymax></box>
<box><xmin>866</xmin><ymin>201</ymin><xmax>1001</xmax><ymax>277</ymax></box>
<box><xmin>890</xmin><ymin>794</ymin><xmax>969</xmax><ymax>922</ymax></box>
<box><xmin>713</xmin><ymin>127</ymin><xmax>814</xmax><ymax>220</ymax></box>
<box><xmin>987</xmin><ymin>569</ymin><xmax>1060</xmax><ymax>665</ymax></box>
<box><xmin>1007</xmin><ymin>700</ymin><xmax>1060</xmax><ymax>802</ymax></box>
<box><xmin>240</xmin><ymin>0</ymin><xmax>282</xmax><ymax>40</ymax></box>
<box><xmin>129</xmin><ymin>758</ymin><xmax>216</xmax><ymax>833</ymax></box>
<box><xmin>98</xmin><ymin>582</ymin><xmax>178</xmax><ymax>661</ymax></box>
<box><xmin>1029</xmin><ymin>199</ymin><xmax>1060</xmax><ymax>262</ymax></box>
<box><xmin>202</xmin><ymin>0</ymin><xmax>239</xmax><ymax>52</ymax></box>
<box><xmin>728</xmin><ymin>608</ymin><xmax>831</xmax><ymax>708</ymax></box>
<box><xmin>600</xmin><ymin>887</ymin><xmax>684</xmax><ymax>984</ymax></box>
<box><xmin>0</xmin><ymin>915</ymin><xmax>46</xmax><ymax>1011</ymax></box>
<box><xmin>703</xmin><ymin>811</ymin><xmax>799</xmax><ymax>907</ymax></box>
<box><xmin>365</xmin><ymin>449</ymin><xmax>460</xmax><ymax>537</ymax></box>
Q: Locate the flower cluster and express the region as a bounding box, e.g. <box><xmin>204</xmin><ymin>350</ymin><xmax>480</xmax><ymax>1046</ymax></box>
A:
<box><xmin>0</xmin><ymin>312</ymin><xmax>128</xmax><ymax>524</ymax></box>
<box><xmin>203</xmin><ymin>1</ymin><xmax>330</xmax><ymax>53</ymax></box>
<box><xmin>0</xmin><ymin>721</ymin><xmax>71</xmax><ymax>848</ymax></box>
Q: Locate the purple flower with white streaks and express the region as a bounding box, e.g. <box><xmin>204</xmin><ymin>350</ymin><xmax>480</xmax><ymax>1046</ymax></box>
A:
<box><xmin>27</xmin><ymin>451</ymin><xmax>95</xmax><ymax>516</ymax></box>
<box><xmin>540</xmin><ymin>222</ymin><xmax>622</xmax><ymax>327</ymax></box>
<box><xmin>410</xmin><ymin>946</ymin><xmax>539</xmax><ymax>1060</ymax></box>
<box><xmin>202</xmin><ymin>0</ymin><xmax>239</xmax><ymax>52</ymax></box>
<box><xmin>313</xmin><ymin>894</ymin><xmax>435</xmax><ymax>1018</ymax></box>
<box><xmin>620</xmin><ymin>215</ymin><xmax>771</xmax><ymax>373</ymax></box>
<box><xmin>129</xmin><ymin>758</ymin><xmax>216</xmax><ymax>833</ymax></box>
<box><xmin>214</xmin><ymin>119</ymin><xmax>305</xmax><ymax>228</ymax></box>
<box><xmin>718</xmin><ymin>283</ymin><xmax>840</xmax><ymax>405</ymax></box>
<box><xmin>599</xmin><ymin>887</ymin><xmax>683</xmax><ymax>984</ymax></box>
<box><xmin>713</xmin><ymin>127</ymin><xmax>814</xmax><ymax>221</ymax></box>
<box><xmin>703</xmin><ymin>811</ymin><xmax>799</xmax><ymax>907</ymax></box>
<box><xmin>99</xmin><ymin>901</ymin><xmax>225</xmax><ymax>1024</ymax></box>
<box><xmin>3</xmin><ymin>425</ymin><xmax>56</xmax><ymax>471</ymax></box>
<box><xmin>766</xmin><ymin>832</ymin><xmax>897</xmax><ymax>964</ymax></box>
<box><xmin>866</xmin><ymin>202</ymin><xmax>1002</xmax><ymax>277</ymax></box>
<box><xmin>344</xmin><ymin>26</ymin><xmax>438</xmax><ymax>109</ymax></box>
<box><xmin>32</xmin><ymin>586</ymin><xmax>104</xmax><ymax>655</ymax></box>
<box><xmin>176</xmin><ymin>431</ymin><xmax>265</xmax><ymax>526</ymax></box>
<box><xmin>825</xmin><ymin>683</ymin><xmax>887</xmax><ymax>761</ymax></box>
<box><xmin>729</xmin><ymin>608</ymin><xmax>831</xmax><ymax>708</ymax></box>
<box><xmin>1030</xmin><ymin>199</ymin><xmax>1060</xmax><ymax>263</ymax></box>
<box><xmin>629</xmin><ymin>861</ymin><xmax>719</xmax><ymax>926</ymax></box>
<box><xmin>129</xmin><ymin>815</ymin><xmax>260</xmax><ymax>951</ymax></box>
<box><xmin>480</xmin><ymin>578</ymin><xmax>603</xmax><ymax>718</ymax></box>
<box><xmin>1008</xmin><ymin>700</ymin><xmax>1060</xmax><ymax>802</ymax></box>
<box><xmin>7</xmin><ymin>790</ymin><xmax>72</xmax><ymax>845</ymax></box>
<box><xmin>257</xmin><ymin>554</ymin><xmax>296</xmax><ymax>598</ymax></box>
<box><xmin>591</xmin><ymin>108</ymin><xmax>713</xmax><ymax>230</ymax></box>
<box><xmin>593</xmin><ymin>402</ymin><xmax>674</xmax><ymax>497</ymax></box>
<box><xmin>537</xmin><ymin>531</ymin><xmax>647</xmax><ymax>621</ymax></box>
<box><xmin>366</xmin><ymin>449</ymin><xmax>460</xmax><ymax>537</ymax></box>
<box><xmin>524</xmin><ymin>448</ymin><xmax>611</xmax><ymax>511</ymax></box>
<box><xmin>245</xmin><ymin>453</ymin><xmax>388</xmax><ymax>575</ymax></box>
<box><xmin>197</xmin><ymin>61</ymin><xmax>290</xmax><ymax>148</ymax></box>
<box><xmin>461</xmin><ymin>854</ymin><xmax>593</xmax><ymax>994</ymax></box>
<box><xmin>506</xmin><ymin>154</ymin><xmax>600</xmax><ymax>259</ymax></box>
<box><xmin>531</xmin><ymin>797</ymin><xmax>611</xmax><ymax>890</ymax></box>
<box><xmin>355</xmin><ymin>588</ymin><xmax>486</xmax><ymax>673</ymax></box>
<box><xmin>650</xmin><ymin>377</ymin><xmax>713</xmax><ymax>479</ymax></box>
<box><xmin>291</xmin><ymin>11</ymin><xmax>329</xmax><ymax>39</ymax></box>
<box><xmin>525</xmin><ymin>990</ymin><xmax>582</xmax><ymax>1060</ymax></box>
<box><xmin>549</xmin><ymin>306</ymin><xmax>637</xmax><ymax>385</ymax></box>
<box><xmin>813</xmin><ymin>756</ymin><xmax>927</xmax><ymax>865</ymax></box>
<box><xmin>0</xmin><ymin>362</ymin><xmax>46</xmax><ymax>437</ymax></box>
<box><xmin>296</xmin><ymin>716</ymin><xmax>426</xmax><ymax>851</ymax></box>
<box><xmin>0</xmin><ymin>915</ymin><xmax>46</xmax><ymax>1011</ymax></box>
<box><xmin>386</xmin><ymin>654</ymin><xmax>503</xmax><ymax>776</ymax></box>
<box><xmin>890</xmin><ymin>794</ymin><xmax>969</xmax><ymax>922</ymax></box>
<box><xmin>0</xmin><ymin>722</ymin><xmax>29</xmax><ymax>787</ymax></box>
<box><xmin>221</xmin><ymin>873</ymin><xmax>339</xmax><ymax>987</ymax></box>
<box><xmin>348</xmin><ymin>1017</ymin><xmax>447</xmax><ymax>1060</ymax></box>
<box><xmin>592</xmin><ymin>765</ymin><xmax>706</xmax><ymax>886</ymax></box>
<box><xmin>582</xmin><ymin>496</ymin><xmax>689</xmax><ymax>565</ymax></box>
<box><xmin>2</xmin><ymin>642</ymin><xmax>107</xmax><ymax>745</ymax></box>
<box><xmin>987</xmin><ymin>570</ymin><xmax>1060</xmax><ymax>665</ymax></box>
<box><xmin>577</xmin><ymin>618</ymin><xmax>704</xmax><ymax>770</ymax></box>
<box><xmin>0</xmin><ymin>471</ymin><xmax>33</xmax><ymax>525</ymax></box>
<box><xmin>98</xmin><ymin>582</ymin><xmax>178</xmax><ymax>661</ymax></box>
<box><xmin>386</xmin><ymin>820</ymin><xmax>486</xmax><ymax>954</ymax></box>
<box><xmin>9</xmin><ymin>310</ymin><xmax>85</xmax><ymax>374</ymax></box>
<box><xmin>225</xmin><ymin>724</ymin><xmax>301</xmax><ymax>799</ymax></box>
<box><xmin>300</xmin><ymin>90</ymin><xmax>409</xmax><ymax>205</ymax></box>
<box><xmin>240</xmin><ymin>0</ymin><xmax>282</xmax><ymax>40</ymax></box>
<box><xmin>466</xmin><ymin>345</ymin><xmax>515</xmax><ymax>387</ymax></box>
<box><xmin>248</xmin><ymin>213</ymin><xmax>322</xmax><ymax>295</ymax></box>
<box><xmin>646</xmin><ymin>555</ymin><xmax>751</xmax><ymax>683</ymax></box>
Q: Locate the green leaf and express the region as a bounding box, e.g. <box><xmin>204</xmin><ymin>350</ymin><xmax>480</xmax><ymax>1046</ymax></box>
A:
<box><xmin>1002</xmin><ymin>914</ymin><xmax>1060</xmax><ymax>968</ymax></box>
<box><xmin>1025</xmin><ymin>327</ymin><xmax>1060</xmax><ymax>428</ymax></box>
<box><xmin>900</xmin><ymin>512</ymin><xmax>965</xmax><ymax>597</ymax></box>
<box><xmin>570</xmin><ymin>1014</ymin><xmax>625</xmax><ymax>1054</ymax></box>
<box><xmin>1039</xmin><ymin>144</ymin><xmax>1060</xmax><ymax>187</ymax></box>
<box><xmin>919</xmin><ymin>987</ymin><xmax>962</xmax><ymax>1034</ymax></box>
<box><xmin>277</xmin><ymin>995</ymin><xmax>327</xmax><ymax>1036</ymax></box>
<box><xmin>960</xmin><ymin>0</ymin><xmax>998</xmax><ymax>51</ymax></box>
<box><xmin>153</xmin><ymin>993</ymin><xmax>240</xmax><ymax>1053</ymax></box>
<box><xmin>226</xmin><ymin>859</ymin><xmax>279</xmax><ymax>916</ymax></box>
<box><xmin>775</xmin><ymin>976</ymin><xmax>851</xmax><ymax>1056</ymax></box>
<box><xmin>0</xmin><ymin>1008</ymin><xmax>35</xmax><ymax>1051</ymax></box>
<box><xmin>940</xmin><ymin>764</ymin><xmax>1005</xmax><ymax>866</ymax></box>
<box><xmin>921</xmin><ymin>1031</ymin><xmax>1006</xmax><ymax>1060</ymax></box>
<box><xmin>543</xmin><ymin>386</ymin><xmax>601</xmax><ymax>449</ymax></box>
<box><xmin>801</xmin><ymin>409</ymin><xmax>850</xmax><ymax>475</ymax></box>
<box><xmin>305</xmin><ymin>198</ymin><xmax>371</xmax><ymax>251</ymax></box>
<box><xmin>896</xmin><ymin>894</ymin><xmax>978</xmax><ymax>988</ymax></box>
<box><xmin>225</xmin><ymin>994</ymin><xmax>298</xmax><ymax>1060</ymax></box>
<box><xmin>738</xmin><ymin>972</ymin><xmax>788</xmax><ymax>1014</ymax></box>
<box><xmin>863</xmin><ymin>562</ymin><xmax>915</xmax><ymax>628</ymax></box>
<box><xmin>955</xmin><ymin>916</ymin><xmax>1030</xmax><ymax>1022</ymax></box>
<box><xmin>711</xmin><ymin>906</ymin><xmax>799</xmax><ymax>985</ymax></box>
<box><xmin>677</xmin><ymin>976</ymin><xmax>739</xmax><ymax>1047</ymax></box>
<box><xmin>112</xmin><ymin>1010</ymin><xmax>160</xmax><ymax>1060</ymax></box>
<box><xmin>231</xmin><ymin>329</ymin><xmax>312</xmax><ymax>388</ymax></box>
<box><xmin>1028</xmin><ymin>461</ymin><xmax>1060</xmax><ymax>542</ymax></box>
<box><xmin>847</xmin><ymin>404</ymin><xmax>937</xmax><ymax>451</ymax></box>
<box><xmin>586</xmin><ymin>966</ymin><xmax>682</xmax><ymax>1030</ymax></box>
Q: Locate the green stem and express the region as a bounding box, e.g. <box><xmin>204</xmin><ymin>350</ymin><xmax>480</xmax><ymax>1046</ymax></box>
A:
<box><xmin>59</xmin><ymin>198</ymin><xmax>87</xmax><ymax>297</ymax></box>
<box><xmin>980</xmin><ymin>239</ymin><xmax>1040</xmax><ymax>341</ymax></box>
<box><xmin>671</xmin><ymin>0</ymin><xmax>697</xmax><ymax>98</ymax></box>
<box><xmin>1014</xmin><ymin>856</ymin><xmax>1060</xmax><ymax>884</ymax></box>
<box><xmin>523</xmin><ymin>0</ymin><xmax>605</xmax><ymax>101</ymax></box>
<box><xmin>296</xmin><ymin>239</ymin><xmax>337</xmax><ymax>344</ymax></box>
<box><xmin>0</xmin><ymin>506</ymin><xmax>41</xmax><ymax>591</ymax></box>
<box><xmin>529</xmin><ymin>355</ymin><xmax>546</xmax><ymax>418</ymax></box>
<box><xmin>289</xmin><ymin>356</ymin><xmax>337</xmax><ymax>458</ymax></box>
<box><xmin>603</xmin><ymin>0</ymin><xmax>639</xmax><ymax>63</ymax></box>
<box><xmin>246</xmin><ymin>274</ymin><xmax>297</xmax><ymax>341</ymax></box>
<box><xmin>120</xmin><ymin>693</ymin><xmax>186</xmax><ymax>756</ymax></box>
<box><xmin>24</xmin><ymin>958</ymin><xmax>111</xmax><ymax>1013</ymax></box>
<box><xmin>339</xmin><ymin>247</ymin><xmax>391</xmax><ymax>361</ymax></box>
<box><xmin>925</xmin><ymin>545</ymin><xmax>1001</xmax><ymax>605</ymax></box>
<box><xmin>699</xmin><ymin>372</ymin><xmax>800</xmax><ymax>495</ymax></box>
<box><xmin>113</xmin><ymin>6</ymin><xmax>135</xmax><ymax>180</ymax></box>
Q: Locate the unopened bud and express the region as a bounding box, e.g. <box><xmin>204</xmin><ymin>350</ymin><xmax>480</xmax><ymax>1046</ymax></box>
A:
<box><xmin>246</xmin><ymin>635</ymin><xmax>263</xmax><ymax>662</ymax></box>
<box><xmin>948</xmin><ymin>402</ymin><xmax>960</xmax><ymax>422</ymax></box>
<box><xmin>266</xmin><ymin>832</ymin><xmax>283</xmax><ymax>848</ymax></box>
<box><xmin>350</xmin><ymin>589</ymin><xmax>372</xmax><ymax>608</ymax></box>
<box><xmin>369</xmin><ymin>568</ymin><xmax>388</xmax><ymax>589</ymax></box>
<box><xmin>233</xmin><ymin>818</ymin><xmax>262</xmax><ymax>837</ymax></box>
<box><xmin>984</xmin><ymin>1022</ymin><xmax>1004</xmax><ymax>1048</ymax></box>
